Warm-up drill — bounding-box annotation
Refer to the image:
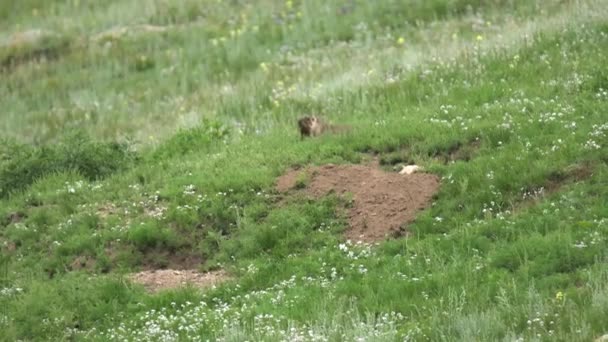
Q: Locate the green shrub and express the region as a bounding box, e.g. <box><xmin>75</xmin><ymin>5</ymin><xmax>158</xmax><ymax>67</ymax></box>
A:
<box><xmin>0</xmin><ymin>132</ymin><xmax>136</xmax><ymax>198</ymax></box>
<box><xmin>127</xmin><ymin>222</ymin><xmax>177</xmax><ymax>250</ymax></box>
<box><xmin>151</xmin><ymin>119</ymin><xmax>230</xmax><ymax>159</ymax></box>
<box><xmin>217</xmin><ymin>199</ymin><xmax>340</xmax><ymax>261</ymax></box>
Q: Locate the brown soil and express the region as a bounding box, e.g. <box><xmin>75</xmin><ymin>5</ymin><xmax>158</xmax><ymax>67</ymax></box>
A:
<box><xmin>437</xmin><ymin>139</ymin><xmax>481</xmax><ymax>164</ymax></box>
<box><xmin>545</xmin><ymin>163</ymin><xmax>594</xmax><ymax>192</ymax></box>
<box><xmin>379</xmin><ymin>139</ymin><xmax>480</xmax><ymax>167</ymax></box>
<box><xmin>4</xmin><ymin>211</ymin><xmax>25</xmax><ymax>225</ymax></box>
<box><xmin>139</xmin><ymin>248</ymin><xmax>203</xmax><ymax>270</ymax></box>
<box><xmin>70</xmin><ymin>255</ymin><xmax>96</xmax><ymax>271</ymax></box>
<box><xmin>0</xmin><ymin>239</ymin><xmax>16</xmax><ymax>253</ymax></box>
<box><xmin>515</xmin><ymin>162</ymin><xmax>595</xmax><ymax>211</ymax></box>
<box><xmin>97</xmin><ymin>203</ymin><xmax>118</xmax><ymax>219</ymax></box>
<box><xmin>276</xmin><ymin>163</ymin><xmax>440</xmax><ymax>242</ymax></box>
<box><xmin>96</xmin><ymin>202</ymin><xmax>165</xmax><ymax>220</ymax></box>
<box><xmin>129</xmin><ymin>269</ymin><xmax>229</xmax><ymax>293</ymax></box>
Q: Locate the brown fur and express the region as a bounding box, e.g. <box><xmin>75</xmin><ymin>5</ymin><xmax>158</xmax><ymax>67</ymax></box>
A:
<box><xmin>298</xmin><ymin>115</ymin><xmax>351</xmax><ymax>139</ymax></box>
<box><xmin>298</xmin><ymin>116</ymin><xmax>322</xmax><ymax>139</ymax></box>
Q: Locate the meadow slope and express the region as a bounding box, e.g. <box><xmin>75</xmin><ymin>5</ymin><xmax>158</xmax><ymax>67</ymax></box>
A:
<box><xmin>1</xmin><ymin>0</ymin><xmax>608</xmax><ymax>341</ymax></box>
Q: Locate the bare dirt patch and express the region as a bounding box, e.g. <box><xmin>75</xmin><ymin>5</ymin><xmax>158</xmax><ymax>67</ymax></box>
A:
<box><xmin>3</xmin><ymin>211</ymin><xmax>26</xmax><ymax>226</ymax></box>
<box><xmin>379</xmin><ymin>139</ymin><xmax>480</xmax><ymax>167</ymax></box>
<box><xmin>140</xmin><ymin>248</ymin><xmax>203</xmax><ymax>270</ymax></box>
<box><xmin>97</xmin><ymin>203</ymin><xmax>119</xmax><ymax>219</ymax></box>
<box><xmin>277</xmin><ymin>163</ymin><xmax>440</xmax><ymax>242</ymax></box>
<box><xmin>545</xmin><ymin>163</ymin><xmax>594</xmax><ymax>192</ymax></box>
<box><xmin>515</xmin><ymin>162</ymin><xmax>595</xmax><ymax>212</ymax></box>
<box><xmin>70</xmin><ymin>255</ymin><xmax>96</xmax><ymax>271</ymax></box>
<box><xmin>433</xmin><ymin>139</ymin><xmax>481</xmax><ymax>164</ymax></box>
<box><xmin>129</xmin><ymin>269</ymin><xmax>229</xmax><ymax>293</ymax></box>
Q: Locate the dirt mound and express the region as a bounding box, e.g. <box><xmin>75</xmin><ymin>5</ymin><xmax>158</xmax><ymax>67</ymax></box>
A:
<box><xmin>129</xmin><ymin>269</ymin><xmax>229</xmax><ymax>293</ymax></box>
<box><xmin>277</xmin><ymin>163</ymin><xmax>440</xmax><ymax>242</ymax></box>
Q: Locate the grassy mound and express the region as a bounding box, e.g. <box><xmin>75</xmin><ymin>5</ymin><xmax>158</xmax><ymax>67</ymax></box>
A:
<box><xmin>1</xmin><ymin>0</ymin><xmax>608</xmax><ymax>341</ymax></box>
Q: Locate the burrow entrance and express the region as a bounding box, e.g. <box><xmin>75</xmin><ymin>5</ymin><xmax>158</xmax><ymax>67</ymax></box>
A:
<box><xmin>276</xmin><ymin>162</ymin><xmax>441</xmax><ymax>242</ymax></box>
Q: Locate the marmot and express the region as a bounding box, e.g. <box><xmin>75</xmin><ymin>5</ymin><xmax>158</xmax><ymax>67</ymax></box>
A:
<box><xmin>298</xmin><ymin>116</ymin><xmax>323</xmax><ymax>139</ymax></box>
<box><xmin>297</xmin><ymin>115</ymin><xmax>350</xmax><ymax>139</ymax></box>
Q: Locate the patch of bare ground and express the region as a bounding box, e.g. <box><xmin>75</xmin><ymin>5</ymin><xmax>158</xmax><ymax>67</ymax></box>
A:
<box><xmin>96</xmin><ymin>203</ymin><xmax>119</xmax><ymax>219</ymax></box>
<box><xmin>379</xmin><ymin>139</ymin><xmax>480</xmax><ymax>167</ymax></box>
<box><xmin>277</xmin><ymin>163</ymin><xmax>440</xmax><ymax>242</ymax></box>
<box><xmin>70</xmin><ymin>255</ymin><xmax>96</xmax><ymax>271</ymax></box>
<box><xmin>139</xmin><ymin>248</ymin><xmax>203</xmax><ymax>270</ymax></box>
<box><xmin>97</xmin><ymin>241</ymin><xmax>203</xmax><ymax>275</ymax></box>
<box><xmin>3</xmin><ymin>211</ymin><xmax>26</xmax><ymax>226</ymax></box>
<box><xmin>515</xmin><ymin>162</ymin><xmax>595</xmax><ymax>211</ymax></box>
<box><xmin>129</xmin><ymin>269</ymin><xmax>229</xmax><ymax>293</ymax></box>
<box><xmin>545</xmin><ymin>163</ymin><xmax>595</xmax><ymax>191</ymax></box>
<box><xmin>432</xmin><ymin>139</ymin><xmax>481</xmax><ymax>164</ymax></box>
<box><xmin>0</xmin><ymin>239</ymin><xmax>16</xmax><ymax>253</ymax></box>
<box><xmin>96</xmin><ymin>202</ymin><xmax>166</xmax><ymax>220</ymax></box>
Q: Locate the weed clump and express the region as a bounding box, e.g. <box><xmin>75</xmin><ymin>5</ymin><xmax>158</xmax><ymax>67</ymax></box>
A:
<box><xmin>0</xmin><ymin>132</ymin><xmax>136</xmax><ymax>198</ymax></box>
<box><xmin>151</xmin><ymin>119</ymin><xmax>230</xmax><ymax>159</ymax></box>
<box><xmin>127</xmin><ymin>221</ymin><xmax>178</xmax><ymax>250</ymax></box>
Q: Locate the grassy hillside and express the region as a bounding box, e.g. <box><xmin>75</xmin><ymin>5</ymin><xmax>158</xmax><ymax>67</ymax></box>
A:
<box><xmin>1</xmin><ymin>0</ymin><xmax>608</xmax><ymax>340</ymax></box>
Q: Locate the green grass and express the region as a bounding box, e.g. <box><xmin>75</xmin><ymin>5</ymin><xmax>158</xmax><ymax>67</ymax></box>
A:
<box><xmin>1</xmin><ymin>0</ymin><xmax>608</xmax><ymax>340</ymax></box>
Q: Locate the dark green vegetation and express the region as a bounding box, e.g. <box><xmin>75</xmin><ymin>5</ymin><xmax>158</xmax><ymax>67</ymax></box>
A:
<box><xmin>1</xmin><ymin>0</ymin><xmax>608</xmax><ymax>340</ymax></box>
<box><xmin>0</xmin><ymin>132</ymin><xmax>135</xmax><ymax>198</ymax></box>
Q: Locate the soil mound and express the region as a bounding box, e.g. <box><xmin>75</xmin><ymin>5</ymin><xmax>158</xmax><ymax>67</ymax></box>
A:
<box><xmin>129</xmin><ymin>269</ymin><xmax>229</xmax><ymax>293</ymax></box>
<box><xmin>277</xmin><ymin>163</ymin><xmax>440</xmax><ymax>242</ymax></box>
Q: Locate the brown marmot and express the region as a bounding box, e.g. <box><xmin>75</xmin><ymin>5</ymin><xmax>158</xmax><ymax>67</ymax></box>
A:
<box><xmin>297</xmin><ymin>115</ymin><xmax>350</xmax><ymax>139</ymax></box>
<box><xmin>298</xmin><ymin>116</ymin><xmax>323</xmax><ymax>139</ymax></box>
